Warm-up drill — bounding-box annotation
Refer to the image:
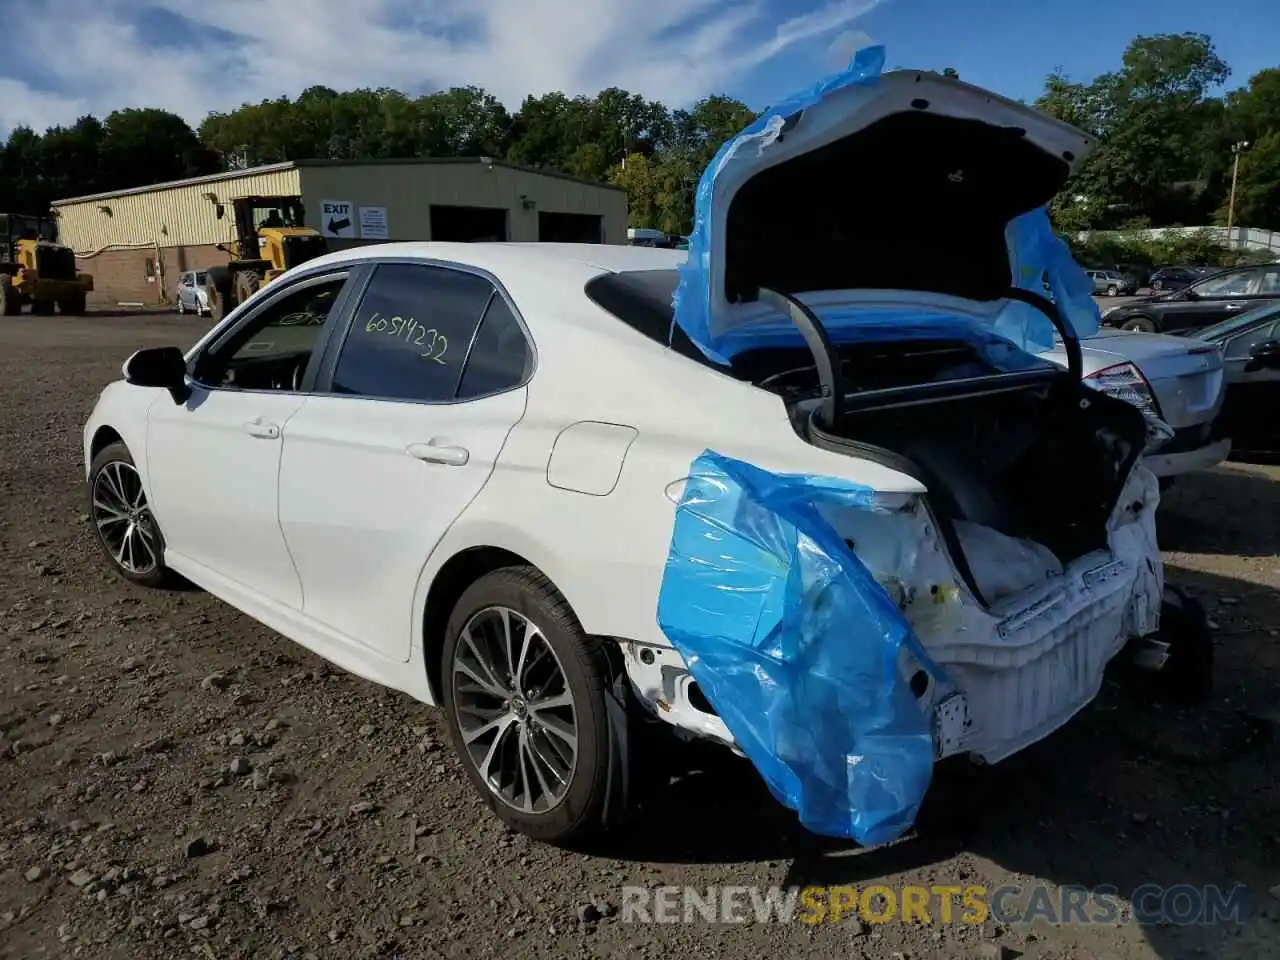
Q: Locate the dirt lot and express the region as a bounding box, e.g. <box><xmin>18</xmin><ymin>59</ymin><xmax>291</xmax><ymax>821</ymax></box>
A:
<box><xmin>1</xmin><ymin>311</ymin><xmax>1278</xmax><ymax>960</ymax></box>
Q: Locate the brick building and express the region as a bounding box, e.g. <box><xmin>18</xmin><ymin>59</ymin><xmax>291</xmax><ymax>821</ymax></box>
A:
<box><xmin>51</xmin><ymin>158</ymin><xmax>629</xmax><ymax>309</ymax></box>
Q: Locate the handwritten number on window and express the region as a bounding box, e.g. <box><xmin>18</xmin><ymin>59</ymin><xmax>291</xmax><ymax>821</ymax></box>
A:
<box><xmin>363</xmin><ymin>313</ymin><xmax>448</xmax><ymax>364</ymax></box>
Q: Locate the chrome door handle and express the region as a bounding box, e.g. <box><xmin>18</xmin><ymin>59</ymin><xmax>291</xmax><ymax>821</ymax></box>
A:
<box><xmin>1224</xmin><ymin>302</ymin><xmax>1245</xmax><ymax>311</ymax></box>
<box><xmin>244</xmin><ymin>419</ymin><xmax>280</xmax><ymax>439</ymax></box>
<box><xmin>405</xmin><ymin>441</ymin><xmax>470</xmax><ymax>466</ymax></box>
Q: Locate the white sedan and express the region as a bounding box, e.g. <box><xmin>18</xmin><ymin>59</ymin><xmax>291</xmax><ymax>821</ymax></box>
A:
<box><xmin>83</xmin><ymin>68</ymin><xmax>1210</xmax><ymax>846</ymax></box>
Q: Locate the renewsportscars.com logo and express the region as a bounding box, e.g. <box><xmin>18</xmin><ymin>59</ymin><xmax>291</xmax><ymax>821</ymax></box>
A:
<box><xmin>619</xmin><ymin>884</ymin><xmax>1252</xmax><ymax>927</ymax></box>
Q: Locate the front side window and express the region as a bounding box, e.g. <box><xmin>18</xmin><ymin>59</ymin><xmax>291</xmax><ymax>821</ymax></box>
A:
<box><xmin>1258</xmin><ymin>268</ymin><xmax>1280</xmax><ymax>295</ymax></box>
<box><xmin>331</xmin><ymin>263</ymin><xmax>495</xmax><ymax>402</ymax></box>
<box><xmin>1192</xmin><ymin>269</ymin><xmax>1258</xmax><ymax>299</ymax></box>
<box><xmin>193</xmin><ymin>276</ymin><xmax>347</xmax><ymax>391</ymax></box>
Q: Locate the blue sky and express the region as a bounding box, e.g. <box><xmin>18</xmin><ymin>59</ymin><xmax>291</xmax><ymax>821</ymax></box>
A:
<box><xmin>0</xmin><ymin>0</ymin><xmax>1275</xmax><ymax>136</ymax></box>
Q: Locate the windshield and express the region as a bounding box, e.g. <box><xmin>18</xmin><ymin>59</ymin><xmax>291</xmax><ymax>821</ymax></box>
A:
<box><xmin>1196</xmin><ymin>301</ymin><xmax>1280</xmax><ymax>342</ymax></box>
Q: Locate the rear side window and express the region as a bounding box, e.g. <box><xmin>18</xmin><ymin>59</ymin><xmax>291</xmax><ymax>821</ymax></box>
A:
<box><xmin>457</xmin><ymin>295</ymin><xmax>533</xmax><ymax>399</ymax></box>
<box><xmin>330</xmin><ymin>263</ymin><xmax>496</xmax><ymax>402</ymax></box>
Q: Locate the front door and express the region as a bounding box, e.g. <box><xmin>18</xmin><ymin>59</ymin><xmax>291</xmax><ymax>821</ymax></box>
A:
<box><xmin>277</xmin><ymin>261</ymin><xmax>533</xmax><ymax>661</ymax></box>
<box><xmin>146</xmin><ymin>270</ymin><xmax>355</xmax><ymax>608</ymax></box>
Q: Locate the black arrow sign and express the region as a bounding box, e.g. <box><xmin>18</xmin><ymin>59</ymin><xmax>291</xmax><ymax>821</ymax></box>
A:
<box><xmin>327</xmin><ymin>216</ymin><xmax>351</xmax><ymax>234</ymax></box>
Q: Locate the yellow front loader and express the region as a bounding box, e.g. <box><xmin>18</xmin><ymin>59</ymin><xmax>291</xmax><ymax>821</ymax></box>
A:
<box><xmin>0</xmin><ymin>213</ymin><xmax>94</xmax><ymax>316</ymax></box>
<box><xmin>205</xmin><ymin>196</ymin><xmax>329</xmax><ymax>321</ymax></box>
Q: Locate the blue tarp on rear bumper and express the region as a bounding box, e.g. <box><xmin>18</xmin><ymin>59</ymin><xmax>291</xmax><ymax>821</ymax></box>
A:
<box><xmin>656</xmin><ymin>451</ymin><xmax>945</xmax><ymax>845</ymax></box>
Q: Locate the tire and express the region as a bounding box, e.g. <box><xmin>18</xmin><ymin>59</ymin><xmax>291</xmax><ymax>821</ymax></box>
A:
<box><xmin>1152</xmin><ymin>280</ymin><xmax>1164</xmax><ymax>291</ymax></box>
<box><xmin>58</xmin><ymin>294</ymin><xmax>86</xmax><ymax>315</ymax></box>
<box><xmin>176</xmin><ymin>298</ymin><xmax>186</xmax><ymax>315</ymax></box>
<box><xmin>30</xmin><ymin>299</ymin><xmax>55</xmax><ymax>316</ymax></box>
<box><xmin>87</xmin><ymin>441</ymin><xmax>175</xmax><ymax>589</ymax></box>
<box><xmin>1121</xmin><ymin>315</ymin><xmax>1158</xmax><ymax>333</ymax></box>
<box><xmin>0</xmin><ymin>282</ymin><xmax>18</xmax><ymax>316</ymax></box>
<box><xmin>1150</xmin><ymin>586</ymin><xmax>1213</xmax><ymax>705</ymax></box>
<box><xmin>441</xmin><ymin>566</ymin><xmax>617</xmax><ymax>844</ymax></box>
<box><xmin>1106</xmin><ymin>285</ymin><xmax>1119</xmax><ymax>297</ymax></box>
<box><xmin>234</xmin><ymin>271</ymin><xmax>259</xmax><ymax>307</ymax></box>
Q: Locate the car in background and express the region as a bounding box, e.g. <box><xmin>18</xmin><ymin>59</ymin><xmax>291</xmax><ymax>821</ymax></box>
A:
<box><xmin>1086</xmin><ymin>268</ymin><xmax>1138</xmax><ymax>296</ymax></box>
<box><xmin>1039</xmin><ymin>330</ymin><xmax>1228</xmax><ymax>483</ymax></box>
<box><xmin>1100</xmin><ymin>262</ymin><xmax>1280</xmax><ymax>334</ymax></box>
<box><xmin>1189</xmin><ymin>301</ymin><xmax>1280</xmax><ymax>456</ymax></box>
<box><xmin>1148</xmin><ymin>266</ymin><xmax>1200</xmax><ymax>292</ymax></box>
<box><xmin>175</xmin><ymin>270</ymin><xmax>212</xmax><ymax>317</ymax></box>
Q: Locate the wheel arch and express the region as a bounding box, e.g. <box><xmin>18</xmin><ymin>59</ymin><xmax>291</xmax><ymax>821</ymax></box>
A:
<box><xmin>89</xmin><ymin>425</ymin><xmax>125</xmax><ymax>461</ymax></box>
<box><xmin>420</xmin><ymin>545</ymin><xmax>537</xmax><ymax>704</ymax></box>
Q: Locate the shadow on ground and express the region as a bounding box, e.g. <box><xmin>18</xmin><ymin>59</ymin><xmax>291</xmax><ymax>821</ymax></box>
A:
<box><xmin>1158</xmin><ymin>462</ymin><xmax>1280</xmax><ymax>557</ymax></box>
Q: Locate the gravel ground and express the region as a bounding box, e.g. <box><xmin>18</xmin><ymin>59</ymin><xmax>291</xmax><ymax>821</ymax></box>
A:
<box><xmin>1</xmin><ymin>311</ymin><xmax>1278</xmax><ymax>960</ymax></box>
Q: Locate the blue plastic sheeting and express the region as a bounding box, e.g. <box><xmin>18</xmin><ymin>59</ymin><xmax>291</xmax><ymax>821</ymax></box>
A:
<box><xmin>657</xmin><ymin>450</ymin><xmax>946</xmax><ymax>845</ymax></box>
<box><xmin>670</xmin><ymin>43</ymin><xmax>1101</xmax><ymax>365</ymax></box>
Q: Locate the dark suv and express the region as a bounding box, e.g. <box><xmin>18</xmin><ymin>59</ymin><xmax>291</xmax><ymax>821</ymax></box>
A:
<box><xmin>1101</xmin><ymin>263</ymin><xmax>1280</xmax><ymax>334</ymax></box>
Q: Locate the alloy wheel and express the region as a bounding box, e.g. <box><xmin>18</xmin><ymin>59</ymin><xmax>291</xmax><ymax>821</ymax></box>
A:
<box><xmin>450</xmin><ymin>606</ymin><xmax>578</xmax><ymax>814</ymax></box>
<box><xmin>91</xmin><ymin>460</ymin><xmax>160</xmax><ymax>576</ymax></box>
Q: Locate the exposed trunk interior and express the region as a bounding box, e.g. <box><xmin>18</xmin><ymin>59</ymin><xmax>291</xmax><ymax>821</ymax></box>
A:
<box><xmin>733</xmin><ymin>336</ymin><xmax>1149</xmax><ymax>604</ymax></box>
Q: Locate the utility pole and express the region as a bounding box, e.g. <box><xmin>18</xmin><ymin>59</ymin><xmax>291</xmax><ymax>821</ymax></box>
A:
<box><xmin>1225</xmin><ymin>140</ymin><xmax>1250</xmax><ymax>240</ymax></box>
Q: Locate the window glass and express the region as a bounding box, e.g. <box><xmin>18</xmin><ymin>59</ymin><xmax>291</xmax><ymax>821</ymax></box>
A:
<box><xmin>1223</xmin><ymin>320</ymin><xmax>1280</xmax><ymax>360</ymax></box>
<box><xmin>457</xmin><ymin>295</ymin><xmax>533</xmax><ymax>399</ymax></box>
<box><xmin>1258</xmin><ymin>269</ymin><xmax>1280</xmax><ymax>295</ymax></box>
<box><xmin>195</xmin><ymin>276</ymin><xmax>346</xmax><ymax>390</ymax></box>
<box><xmin>1192</xmin><ymin>270</ymin><xmax>1257</xmax><ymax>298</ymax></box>
<box><xmin>331</xmin><ymin>263</ymin><xmax>494</xmax><ymax>402</ymax></box>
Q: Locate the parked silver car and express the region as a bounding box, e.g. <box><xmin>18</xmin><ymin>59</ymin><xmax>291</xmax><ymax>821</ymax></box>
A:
<box><xmin>1085</xmin><ymin>269</ymin><xmax>1138</xmax><ymax>297</ymax></box>
<box><xmin>1039</xmin><ymin>329</ymin><xmax>1228</xmax><ymax>481</ymax></box>
<box><xmin>175</xmin><ymin>270</ymin><xmax>211</xmax><ymax>316</ymax></box>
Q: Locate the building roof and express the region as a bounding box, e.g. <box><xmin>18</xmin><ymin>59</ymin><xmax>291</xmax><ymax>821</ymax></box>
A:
<box><xmin>51</xmin><ymin>156</ymin><xmax>625</xmax><ymax>207</ymax></box>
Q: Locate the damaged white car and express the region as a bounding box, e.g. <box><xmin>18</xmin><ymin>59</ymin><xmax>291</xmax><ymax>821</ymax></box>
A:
<box><xmin>82</xmin><ymin>53</ymin><xmax>1212</xmax><ymax>847</ymax></box>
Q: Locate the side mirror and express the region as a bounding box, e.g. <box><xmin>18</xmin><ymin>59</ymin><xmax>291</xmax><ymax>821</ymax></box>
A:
<box><xmin>1181</xmin><ymin>288</ymin><xmax>1198</xmax><ymax>300</ymax></box>
<box><xmin>1245</xmin><ymin>339</ymin><xmax>1280</xmax><ymax>373</ymax></box>
<box><xmin>123</xmin><ymin>346</ymin><xmax>190</xmax><ymax>404</ymax></box>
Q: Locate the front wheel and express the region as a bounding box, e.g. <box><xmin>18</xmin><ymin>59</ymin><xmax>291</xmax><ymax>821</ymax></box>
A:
<box><xmin>87</xmin><ymin>441</ymin><xmax>175</xmax><ymax>588</ymax></box>
<box><xmin>1106</xmin><ymin>285</ymin><xmax>1119</xmax><ymax>297</ymax></box>
<box><xmin>442</xmin><ymin>567</ymin><xmax>618</xmax><ymax>844</ymax></box>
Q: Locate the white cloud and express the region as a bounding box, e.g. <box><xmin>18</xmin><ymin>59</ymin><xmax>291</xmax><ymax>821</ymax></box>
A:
<box><xmin>0</xmin><ymin>0</ymin><xmax>884</xmax><ymax>133</ymax></box>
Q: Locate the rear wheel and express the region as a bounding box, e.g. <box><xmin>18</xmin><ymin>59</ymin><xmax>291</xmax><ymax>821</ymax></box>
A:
<box><xmin>1151</xmin><ymin>587</ymin><xmax>1213</xmax><ymax>705</ymax></box>
<box><xmin>30</xmin><ymin>299</ymin><xmax>55</xmax><ymax>316</ymax></box>
<box><xmin>1121</xmin><ymin>315</ymin><xmax>1158</xmax><ymax>333</ymax></box>
<box><xmin>0</xmin><ymin>282</ymin><xmax>18</xmax><ymax>316</ymax></box>
<box><xmin>58</xmin><ymin>293</ymin><xmax>86</xmax><ymax>315</ymax></box>
<box><xmin>441</xmin><ymin>567</ymin><xmax>617</xmax><ymax>844</ymax></box>
<box><xmin>87</xmin><ymin>441</ymin><xmax>175</xmax><ymax>588</ymax></box>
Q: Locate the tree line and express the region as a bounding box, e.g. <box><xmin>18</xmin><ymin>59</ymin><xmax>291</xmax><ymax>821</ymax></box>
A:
<box><xmin>1</xmin><ymin>32</ymin><xmax>1276</xmax><ymax>236</ymax></box>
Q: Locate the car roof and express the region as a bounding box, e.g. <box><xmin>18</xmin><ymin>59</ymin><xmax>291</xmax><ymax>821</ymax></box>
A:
<box><xmin>296</xmin><ymin>241</ymin><xmax>687</xmax><ymax>283</ymax></box>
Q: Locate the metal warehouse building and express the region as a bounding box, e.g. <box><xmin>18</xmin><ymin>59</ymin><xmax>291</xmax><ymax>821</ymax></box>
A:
<box><xmin>51</xmin><ymin>158</ymin><xmax>629</xmax><ymax>309</ymax></box>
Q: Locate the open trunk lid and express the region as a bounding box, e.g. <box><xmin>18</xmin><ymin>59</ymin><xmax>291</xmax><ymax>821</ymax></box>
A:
<box><xmin>672</xmin><ymin>46</ymin><xmax>1101</xmax><ymax>365</ymax></box>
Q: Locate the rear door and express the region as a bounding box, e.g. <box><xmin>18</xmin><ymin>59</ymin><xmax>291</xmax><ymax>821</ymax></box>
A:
<box><xmin>277</xmin><ymin>260</ymin><xmax>534</xmax><ymax>662</ymax></box>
